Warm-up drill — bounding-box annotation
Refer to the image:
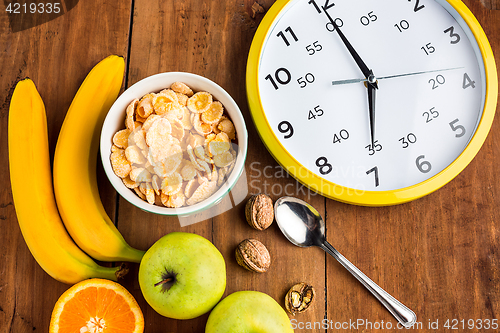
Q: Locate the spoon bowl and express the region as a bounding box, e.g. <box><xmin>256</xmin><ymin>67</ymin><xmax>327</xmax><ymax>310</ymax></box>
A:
<box><xmin>274</xmin><ymin>196</ymin><xmax>325</xmax><ymax>247</ymax></box>
<box><xmin>274</xmin><ymin>196</ymin><xmax>417</xmax><ymax>328</ymax></box>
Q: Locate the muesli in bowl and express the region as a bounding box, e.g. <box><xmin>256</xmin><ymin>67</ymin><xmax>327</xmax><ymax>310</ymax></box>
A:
<box><xmin>100</xmin><ymin>72</ymin><xmax>248</xmax><ymax>216</ymax></box>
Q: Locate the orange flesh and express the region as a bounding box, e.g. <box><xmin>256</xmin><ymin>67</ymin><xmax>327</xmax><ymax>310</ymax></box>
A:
<box><xmin>57</xmin><ymin>287</ymin><xmax>138</xmax><ymax>332</ymax></box>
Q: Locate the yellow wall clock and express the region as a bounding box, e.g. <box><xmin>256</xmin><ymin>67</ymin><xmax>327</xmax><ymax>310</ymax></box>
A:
<box><xmin>246</xmin><ymin>0</ymin><xmax>498</xmax><ymax>206</ymax></box>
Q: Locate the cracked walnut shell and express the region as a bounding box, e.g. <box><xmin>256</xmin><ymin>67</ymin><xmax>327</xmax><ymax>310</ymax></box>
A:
<box><xmin>235</xmin><ymin>239</ymin><xmax>271</xmax><ymax>273</ymax></box>
<box><xmin>245</xmin><ymin>194</ymin><xmax>274</xmax><ymax>230</ymax></box>
<box><xmin>285</xmin><ymin>283</ymin><xmax>315</xmax><ymax>315</ymax></box>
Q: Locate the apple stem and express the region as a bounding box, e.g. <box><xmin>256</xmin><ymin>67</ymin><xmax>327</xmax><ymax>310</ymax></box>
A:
<box><xmin>154</xmin><ymin>277</ymin><xmax>174</xmax><ymax>287</ymax></box>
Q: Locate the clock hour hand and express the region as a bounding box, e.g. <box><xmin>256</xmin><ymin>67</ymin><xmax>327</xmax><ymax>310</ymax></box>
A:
<box><xmin>323</xmin><ymin>7</ymin><xmax>378</xmax><ymax>88</ymax></box>
<box><xmin>331</xmin><ymin>67</ymin><xmax>464</xmax><ymax>86</ymax></box>
<box><xmin>367</xmin><ymin>81</ymin><xmax>376</xmax><ymax>146</ymax></box>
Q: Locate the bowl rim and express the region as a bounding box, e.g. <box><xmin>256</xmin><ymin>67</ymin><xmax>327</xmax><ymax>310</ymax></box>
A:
<box><xmin>100</xmin><ymin>72</ymin><xmax>248</xmax><ymax>216</ymax></box>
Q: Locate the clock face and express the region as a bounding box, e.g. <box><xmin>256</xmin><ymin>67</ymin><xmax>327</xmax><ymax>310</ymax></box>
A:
<box><xmin>254</xmin><ymin>0</ymin><xmax>488</xmax><ymax>195</ymax></box>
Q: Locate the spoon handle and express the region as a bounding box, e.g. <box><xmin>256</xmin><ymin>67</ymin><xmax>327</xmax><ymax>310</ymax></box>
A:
<box><xmin>320</xmin><ymin>241</ymin><xmax>417</xmax><ymax>328</ymax></box>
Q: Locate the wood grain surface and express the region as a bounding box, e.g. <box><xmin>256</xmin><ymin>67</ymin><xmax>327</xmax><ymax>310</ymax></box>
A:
<box><xmin>1</xmin><ymin>0</ymin><xmax>499</xmax><ymax>332</ymax></box>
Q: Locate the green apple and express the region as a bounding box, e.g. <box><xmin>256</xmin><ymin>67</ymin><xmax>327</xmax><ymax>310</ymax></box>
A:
<box><xmin>139</xmin><ymin>232</ymin><xmax>226</xmax><ymax>320</ymax></box>
<box><xmin>205</xmin><ymin>291</ymin><xmax>294</xmax><ymax>332</ymax></box>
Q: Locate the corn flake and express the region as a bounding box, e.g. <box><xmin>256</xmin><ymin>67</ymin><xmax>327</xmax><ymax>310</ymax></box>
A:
<box><xmin>135</xmin><ymin>114</ymin><xmax>147</xmax><ymax>123</ymax></box>
<box><xmin>154</xmin><ymin>101</ymin><xmax>183</xmax><ymax>119</ymax></box>
<box><xmin>186</xmin><ymin>145</ymin><xmax>205</xmax><ymax>171</ymax></box>
<box><xmin>111</xmin><ymin>144</ymin><xmax>121</xmax><ymax>153</ymax></box>
<box><xmin>125</xmin><ymin>145</ymin><xmax>146</xmax><ymax>165</ymax></box>
<box><xmin>179</xmin><ymin>107</ymin><xmax>193</xmax><ymax>130</ymax></box>
<box><xmin>160</xmin><ymin>192</ymin><xmax>171</xmax><ymax>207</ymax></box>
<box><xmin>161</xmin><ymin>172</ymin><xmax>183</xmax><ymax>196</ymax></box>
<box><xmin>134</xmin><ymin>187</ymin><xmax>147</xmax><ymax>200</ymax></box>
<box><xmin>158</xmin><ymin>89</ymin><xmax>179</xmax><ymax>104</ymax></box>
<box><xmin>192</xmin><ymin>113</ymin><xmax>212</xmax><ymax>135</ymax></box>
<box><xmin>145</xmin><ymin>161</ymin><xmax>156</xmax><ymax>175</ymax></box>
<box><xmin>111</xmin><ymin>150</ymin><xmax>131</xmax><ymax>178</ymax></box>
<box><xmin>184</xmin><ymin>179</ymin><xmax>198</xmax><ymax>198</ymax></box>
<box><xmin>175</xmin><ymin>92</ymin><xmax>189</xmax><ymax>106</ymax></box>
<box><xmin>126</xmin><ymin>99</ymin><xmax>139</xmax><ymax>131</ymax></box>
<box><xmin>186</xmin><ymin>180</ymin><xmax>217</xmax><ymax>206</ymax></box>
<box><xmin>128</xmin><ymin>127</ymin><xmax>148</xmax><ymax>151</ymax></box>
<box><xmin>211</xmin><ymin>123</ymin><xmax>221</xmax><ymax>134</ymax></box>
<box><xmin>218</xmin><ymin>118</ymin><xmax>236</xmax><ymax>140</ymax></box>
<box><xmin>197</xmin><ymin>169</ymin><xmax>209</xmax><ymax>185</ymax></box>
<box><xmin>146</xmin><ymin>118</ymin><xmax>172</xmax><ymax>151</ymax></box>
<box><xmin>213</xmin><ymin>150</ymin><xmax>235</xmax><ymax>168</ymax></box>
<box><xmin>153</xmin><ymin>146</ymin><xmax>183</xmax><ymax>177</ymax></box>
<box><xmin>122</xmin><ymin>175</ymin><xmax>139</xmax><ymax>189</ymax></box>
<box><xmin>201</xmin><ymin>101</ymin><xmax>223</xmax><ymax>124</ymax></box>
<box><xmin>113</xmin><ymin>129</ymin><xmax>131</xmax><ymax>149</ymax></box>
<box><xmin>171</xmin><ymin>81</ymin><xmax>194</xmax><ymax>97</ymax></box>
<box><xmin>143</xmin><ymin>182</ymin><xmax>155</xmax><ymax>205</ymax></box>
<box><xmin>137</xmin><ymin>94</ymin><xmax>155</xmax><ymax>118</ymax></box>
<box><xmin>187</xmin><ymin>133</ymin><xmax>205</xmax><ymax>148</ymax></box>
<box><xmin>197</xmin><ymin>159</ymin><xmax>212</xmax><ymax>177</ymax></box>
<box><xmin>168</xmin><ymin>191</ymin><xmax>186</xmax><ymax>208</ymax></box>
<box><xmin>142</xmin><ymin>114</ymin><xmax>161</xmax><ymax>132</ymax></box>
<box><xmin>194</xmin><ymin>145</ymin><xmax>212</xmax><ymax>164</ymax></box>
<box><xmin>181</xmin><ymin>162</ymin><xmax>197</xmax><ymax>181</ymax></box>
<box><xmin>130</xmin><ymin>167</ymin><xmax>152</xmax><ymax>183</ymax></box>
<box><xmin>152</xmin><ymin>175</ymin><xmax>161</xmax><ymax>196</ymax></box>
<box><xmin>170</xmin><ymin>119</ymin><xmax>185</xmax><ymax>141</ymax></box>
<box><xmin>209</xmin><ymin>132</ymin><xmax>231</xmax><ymax>156</ymax></box>
<box><xmin>187</xmin><ymin>92</ymin><xmax>213</xmax><ymax>113</ymax></box>
<box><xmin>217</xmin><ymin>167</ymin><xmax>228</xmax><ymax>186</ymax></box>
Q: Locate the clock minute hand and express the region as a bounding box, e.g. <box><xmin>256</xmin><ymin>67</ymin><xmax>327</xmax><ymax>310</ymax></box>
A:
<box><xmin>323</xmin><ymin>8</ymin><xmax>377</xmax><ymax>88</ymax></box>
<box><xmin>379</xmin><ymin>67</ymin><xmax>463</xmax><ymax>80</ymax></box>
<box><xmin>324</xmin><ymin>7</ymin><xmax>378</xmax><ymax>145</ymax></box>
<box><xmin>331</xmin><ymin>67</ymin><xmax>464</xmax><ymax>86</ymax></box>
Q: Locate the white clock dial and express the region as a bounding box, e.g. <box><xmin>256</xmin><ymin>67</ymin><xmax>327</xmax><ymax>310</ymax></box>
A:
<box><xmin>257</xmin><ymin>0</ymin><xmax>485</xmax><ymax>192</ymax></box>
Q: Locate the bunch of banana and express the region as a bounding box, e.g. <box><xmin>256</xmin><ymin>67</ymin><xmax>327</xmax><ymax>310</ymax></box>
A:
<box><xmin>8</xmin><ymin>79</ymin><xmax>126</xmax><ymax>284</ymax></box>
<box><xmin>53</xmin><ymin>55</ymin><xmax>145</xmax><ymax>263</ymax></box>
<box><xmin>9</xmin><ymin>56</ymin><xmax>146</xmax><ymax>284</ymax></box>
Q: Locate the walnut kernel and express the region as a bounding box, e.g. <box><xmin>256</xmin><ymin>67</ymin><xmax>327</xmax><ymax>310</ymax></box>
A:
<box><xmin>285</xmin><ymin>283</ymin><xmax>315</xmax><ymax>315</ymax></box>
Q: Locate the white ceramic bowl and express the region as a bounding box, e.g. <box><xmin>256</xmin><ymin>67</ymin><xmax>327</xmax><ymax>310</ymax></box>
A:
<box><xmin>100</xmin><ymin>72</ymin><xmax>248</xmax><ymax>216</ymax></box>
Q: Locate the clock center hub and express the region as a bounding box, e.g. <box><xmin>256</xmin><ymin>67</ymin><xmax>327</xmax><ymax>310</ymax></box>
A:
<box><xmin>368</xmin><ymin>74</ymin><xmax>377</xmax><ymax>84</ymax></box>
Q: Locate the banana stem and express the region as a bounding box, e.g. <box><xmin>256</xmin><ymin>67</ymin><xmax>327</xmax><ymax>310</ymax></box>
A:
<box><xmin>115</xmin><ymin>246</ymin><xmax>146</xmax><ymax>264</ymax></box>
<box><xmin>93</xmin><ymin>263</ymin><xmax>129</xmax><ymax>282</ymax></box>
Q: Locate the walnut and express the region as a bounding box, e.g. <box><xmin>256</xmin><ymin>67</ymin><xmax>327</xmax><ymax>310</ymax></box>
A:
<box><xmin>285</xmin><ymin>283</ymin><xmax>315</xmax><ymax>315</ymax></box>
<box><xmin>235</xmin><ymin>239</ymin><xmax>271</xmax><ymax>273</ymax></box>
<box><xmin>245</xmin><ymin>194</ymin><xmax>274</xmax><ymax>230</ymax></box>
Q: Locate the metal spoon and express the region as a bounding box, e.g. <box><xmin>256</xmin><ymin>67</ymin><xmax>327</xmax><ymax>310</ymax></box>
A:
<box><xmin>274</xmin><ymin>196</ymin><xmax>417</xmax><ymax>328</ymax></box>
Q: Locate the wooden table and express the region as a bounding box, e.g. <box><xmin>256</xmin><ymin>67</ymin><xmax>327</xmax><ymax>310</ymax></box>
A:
<box><xmin>1</xmin><ymin>1</ymin><xmax>499</xmax><ymax>332</ymax></box>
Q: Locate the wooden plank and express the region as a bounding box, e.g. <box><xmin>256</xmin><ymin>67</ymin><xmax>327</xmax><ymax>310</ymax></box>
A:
<box><xmin>325</xmin><ymin>1</ymin><xmax>500</xmax><ymax>331</ymax></box>
<box><xmin>4</xmin><ymin>0</ymin><xmax>80</xmax><ymax>33</ymax></box>
<box><xmin>0</xmin><ymin>0</ymin><xmax>131</xmax><ymax>331</ymax></box>
<box><xmin>481</xmin><ymin>0</ymin><xmax>500</xmax><ymax>10</ymax></box>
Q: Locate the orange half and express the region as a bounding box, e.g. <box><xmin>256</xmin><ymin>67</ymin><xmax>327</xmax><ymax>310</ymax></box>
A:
<box><xmin>49</xmin><ymin>278</ymin><xmax>144</xmax><ymax>333</ymax></box>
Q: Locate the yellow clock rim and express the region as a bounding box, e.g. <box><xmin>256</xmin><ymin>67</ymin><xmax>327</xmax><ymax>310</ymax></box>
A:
<box><xmin>246</xmin><ymin>0</ymin><xmax>498</xmax><ymax>206</ymax></box>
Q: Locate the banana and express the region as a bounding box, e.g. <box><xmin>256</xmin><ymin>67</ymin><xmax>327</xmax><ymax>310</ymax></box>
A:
<box><xmin>8</xmin><ymin>79</ymin><xmax>126</xmax><ymax>284</ymax></box>
<box><xmin>53</xmin><ymin>55</ymin><xmax>146</xmax><ymax>263</ymax></box>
